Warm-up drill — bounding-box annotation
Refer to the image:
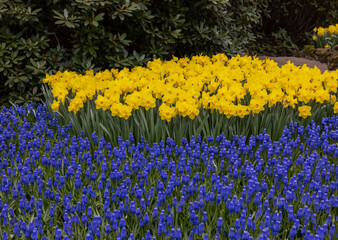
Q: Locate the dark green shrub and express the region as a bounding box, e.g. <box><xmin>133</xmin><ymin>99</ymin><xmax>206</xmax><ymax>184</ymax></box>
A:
<box><xmin>0</xmin><ymin>0</ymin><xmax>265</xmax><ymax>106</ymax></box>
<box><xmin>249</xmin><ymin>0</ymin><xmax>338</xmax><ymax>54</ymax></box>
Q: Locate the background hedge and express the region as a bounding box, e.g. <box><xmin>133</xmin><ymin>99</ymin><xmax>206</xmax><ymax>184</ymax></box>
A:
<box><xmin>0</xmin><ymin>0</ymin><xmax>264</xmax><ymax>105</ymax></box>
<box><xmin>0</xmin><ymin>0</ymin><xmax>337</xmax><ymax>106</ymax></box>
<box><xmin>249</xmin><ymin>0</ymin><xmax>338</xmax><ymax>54</ymax></box>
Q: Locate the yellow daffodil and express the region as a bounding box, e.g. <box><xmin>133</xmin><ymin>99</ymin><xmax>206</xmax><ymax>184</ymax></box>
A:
<box><xmin>43</xmin><ymin>53</ymin><xmax>338</xmax><ymax>121</ymax></box>
<box><xmin>334</xmin><ymin>102</ymin><xmax>338</xmax><ymax>114</ymax></box>
<box><xmin>298</xmin><ymin>105</ymin><xmax>312</xmax><ymax>118</ymax></box>
<box><xmin>51</xmin><ymin>100</ymin><xmax>60</xmax><ymax>111</ymax></box>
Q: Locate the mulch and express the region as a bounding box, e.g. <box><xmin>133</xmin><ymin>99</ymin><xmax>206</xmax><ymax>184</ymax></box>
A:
<box><xmin>258</xmin><ymin>56</ymin><xmax>329</xmax><ymax>73</ymax></box>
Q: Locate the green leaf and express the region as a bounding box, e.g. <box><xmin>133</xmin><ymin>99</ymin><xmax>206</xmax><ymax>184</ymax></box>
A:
<box><xmin>88</xmin><ymin>48</ymin><xmax>96</xmax><ymax>56</ymax></box>
<box><xmin>95</xmin><ymin>13</ymin><xmax>105</xmax><ymax>21</ymax></box>
<box><xmin>55</xmin><ymin>20</ymin><xmax>66</xmax><ymax>25</ymax></box>
<box><xmin>92</xmin><ymin>20</ymin><xmax>98</xmax><ymax>27</ymax></box>
<box><xmin>30</xmin><ymin>58</ymin><xmax>38</xmax><ymax>68</ymax></box>
<box><xmin>171</xmin><ymin>29</ymin><xmax>182</xmax><ymax>38</ymax></box>
<box><xmin>53</xmin><ymin>10</ymin><xmax>64</xmax><ymax>19</ymax></box>
<box><xmin>65</xmin><ymin>21</ymin><xmax>75</xmax><ymax>28</ymax></box>
<box><xmin>63</xmin><ymin>9</ymin><xmax>68</xmax><ymax>18</ymax></box>
<box><xmin>86</xmin><ymin>60</ymin><xmax>92</xmax><ymax>69</ymax></box>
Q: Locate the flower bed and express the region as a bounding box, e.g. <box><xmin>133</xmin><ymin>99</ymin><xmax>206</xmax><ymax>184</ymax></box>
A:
<box><xmin>312</xmin><ymin>24</ymin><xmax>338</xmax><ymax>49</ymax></box>
<box><xmin>42</xmin><ymin>54</ymin><xmax>338</xmax><ymax>144</ymax></box>
<box><xmin>0</xmin><ymin>103</ymin><xmax>338</xmax><ymax>239</ymax></box>
<box><xmin>44</xmin><ymin>54</ymin><xmax>338</xmax><ymax>119</ymax></box>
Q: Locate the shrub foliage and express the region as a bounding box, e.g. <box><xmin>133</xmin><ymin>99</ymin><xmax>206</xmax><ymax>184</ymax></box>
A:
<box><xmin>250</xmin><ymin>0</ymin><xmax>338</xmax><ymax>54</ymax></box>
<box><xmin>0</xmin><ymin>0</ymin><xmax>264</xmax><ymax>105</ymax></box>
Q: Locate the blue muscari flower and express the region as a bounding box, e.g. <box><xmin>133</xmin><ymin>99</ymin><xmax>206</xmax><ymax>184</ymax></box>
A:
<box><xmin>277</xmin><ymin>197</ymin><xmax>285</xmax><ymax>210</ymax></box>
<box><xmin>144</xmin><ymin>212</ymin><xmax>150</xmax><ymax>225</ymax></box>
<box><xmin>112</xmin><ymin>218</ymin><xmax>118</xmax><ymax>231</ymax></box>
<box><xmin>158</xmin><ymin>223</ymin><xmax>163</xmax><ymax>236</ymax></box>
<box><xmin>216</xmin><ymin>194</ymin><xmax>222</xmax><ymax>205</ymax></box>
<box><xmin>49</xmin><ymin>204</ymin><xmax>55</xmax><ymax>218</ymax></box>
<box><xmin>98</xmin><ymin>180</ymin><xmax>103</xmax><ymax>191</ymax></box>
<box><xmin>121</xmin><ymin>226</ymin><xmax>127</xmax><ymax>239</ymax></box>
<box><xmin>199</xmin><ymin>211</ymin><xmax>207</xmax><ymax>223</ymax></box>
<box><xmin>314</xmin><ymin>234</ymin><xmax>320</xmax><ymax>240</ymax></box>
<box><xmin>312</xmin><ymin>214</ymin><xmax>317</xmax><ymax>230</ymax></box>
<box><xmin>329</xmin><ymin>225</ymin><xmax>335</xmax><ymax>239</ymax></box>
<box><xmin>130</xmin><ymin>201</ymin><xmax>136</xmax><ymax>215</ymax></box>
<box><xmin>55</xmin><ymin>228</ymin><xmax>62</xmax><ymax>240</ymax></box>
<box><xmin>128</xmin><ymin>233</ymin><xmax>134</xmax><ymax>240</ymax></box>
<box><xmin>170</xmin><ymin>228</ymin><xmax>176</xmax><ymax>238</ymax></box>
<box><xmin>12</xmin><ymin>187</ymin><xmax>18</xmax><ymax>199</ymax></box>
<box><xmin>85</xmin><ymin>233</ymin><xmax>92</xmax><ymax>240</ymax></box>
<box><xmin>139</xmin><ymin>218</ymin><xmax>144</xmax><ymax>227</ymax></box>
<box><xmin>216</xmin><ymin>217</ymin><xmax>223</xmax><ymax>232</ymax></box>
<box><xmin>323</xmin><ymin>224</ymin><xmax>328</xmax><ymax>236</ymax></box>
<box><xmin>172</xmin><ymin>197</ymin><xmax>177</xmax><ymax>208</ymax></box>
<box><xmin>20</xmin><ymin>220</ymin><xmax>27</xmax><ymax>232</ymax></box>
<box><xmin>141</xmin><ymin>198</ymin><xmax>146</xmax><ymax>210</ymax></box>
<box><xmin>24</xmin><ymin>228</ymin><xmax>30</xmax><ymax>238</ymax></box>
<box><xmin>2</xmin><ymin>231</ymin><xmax>8</xmax><ymax>240</ymax></box>
<box><xmin>301</xmin><ymin>225</ymin><xmax>307</xmax><ymax>236</ymax></box>
<box><xmin>229</xmin><ymin>228</ymin><xmax>235</xmax><ymax>240</ymax></box>
<box><xmin>289</xmin><ymin>224</ymin><xmax>298</xmax><ymax>239</ymax></box>
<box><xmin>92</xmin><ymin>132</ymin><xmax>98</xmax><ymax>145</ymax></box>
<box><xmin>81</xmin><ymin>213</ymin><xmax>87</xmax><ymax>225</ymax></box>
<box><xmin>128</xmin><ymin>133</ymin><xmax>134</xmax><ymax>143</ymax></box>
<box><xmin>32</xmin><ymin>227</ymin><xmax>38</xmax><ymax>240</ymax></box>
<box><xmin>95</xmin><ymin>228</ymin><xmax>101</xmax><ymax>238</ymax></box>
<box><xmin>145</xmin><ymin>230</ymin><xmax>152</xmax><ymax>240</ymax></box>
<box><xmin>316</xmin><ymin>226</ymin><xmax>324</xmax><ymax>239</ymax></box>
<box><xmin>119</xmin><ymin>201</ymin><xmax>125</xmax><ymax>215</ymax></box>
<box><xmin>234</xmin><ymin>218</ymin><xmax>241</xmax><ymax>230</ymax></box>
<box><xmin>87</xmin><ymin>206</ymin><xmax>93</xmax><ymax>219</ymax></box>
<box><xmin>254</xmin><ymin>192</ymin><xmax>262</xmax><ymax>206</ymax></box>
<box><xmin>136</xmin><ymin>207</ymin><xmax>141</xmax><ymax>218</ymax></box>
<box><xmin>241</xmin><ymin>231</ymin><xmax>250</xmax><ymax>240</ymax></box>
<box><xmin>252</xmin><ymin>219</ymin><xmax>256</xmax><ymax>231</ymax></box>
<box><xmin>119</xmin><ymin>218</ymin><xmax>126</xmax><ymax>229</ymax></box>
<box><xmin>258</xmin><ymin>179</ymin><xmax>267</xmax><ymax>192</ymax></box>
<box><xmin>166</xmin><ymin>213</ymin><xmax>173</xmax><ymax>227</ymax></box>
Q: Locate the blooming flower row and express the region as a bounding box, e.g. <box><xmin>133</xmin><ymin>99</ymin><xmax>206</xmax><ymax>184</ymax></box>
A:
<box><xmin>43</xmin><ymin>54</ymin><xmax>338</xmax><ymax>121</ymax></box>
<box><xmin>0</xmin><ymin>102</ymin><xmax>338</xmax><ymax>239</ymax></box>
<box><xmin>313</xmin><ymin>24</ymin><xmax>338</xmax><ymax>37</ymax></box>
<box><xmin>312</xmin><ymin>23</ymin><xmax>338</xmax><ymax>48</ymax></box>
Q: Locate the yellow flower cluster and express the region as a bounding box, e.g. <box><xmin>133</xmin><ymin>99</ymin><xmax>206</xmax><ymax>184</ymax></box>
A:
<box><xmin>313</xmin><ymin>24</ymin><xmax>338</xmax><ymax>36</ymax></box>
<box><xmin>313</xmin><ymin>24</ymin><xmax>338</xmax><ymax>48</ymax></box>
<box><xmin>44</xmin><ymin>54</ymin><xmax>338</xmax><ymax>121</ymax></box>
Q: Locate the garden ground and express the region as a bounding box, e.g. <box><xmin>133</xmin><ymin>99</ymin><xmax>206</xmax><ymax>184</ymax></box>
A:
<box><xmin>258</xmin><ymin>56</ymin><xmax>329</xmax><ymax>73</ymax></box>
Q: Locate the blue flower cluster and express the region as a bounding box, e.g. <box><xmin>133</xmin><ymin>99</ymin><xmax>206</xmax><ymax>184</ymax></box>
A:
<box><xmin>0</xmin><ymin>103</ymin><xmax>338</xmax><ymax>239</ymax></box>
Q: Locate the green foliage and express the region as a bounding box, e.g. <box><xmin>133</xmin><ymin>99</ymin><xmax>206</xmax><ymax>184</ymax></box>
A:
<box><xmin>43</xmin><ymin>84</ymin><xmax>336</xmax><ymax>147</ymax></box>
<box><xmin>0</xmin><ymin>0</ymin><xmax>265</xmax><ymax>105</ymax></box>
<box><xmin>249</xmin><ymin>0</ymin><xmax>338</xmax><ymax>54</ymax></box>
<box><xmin>248</xmin><ymin>27</ymin><xmax>299</xmax><ymax>55</ymax></box>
